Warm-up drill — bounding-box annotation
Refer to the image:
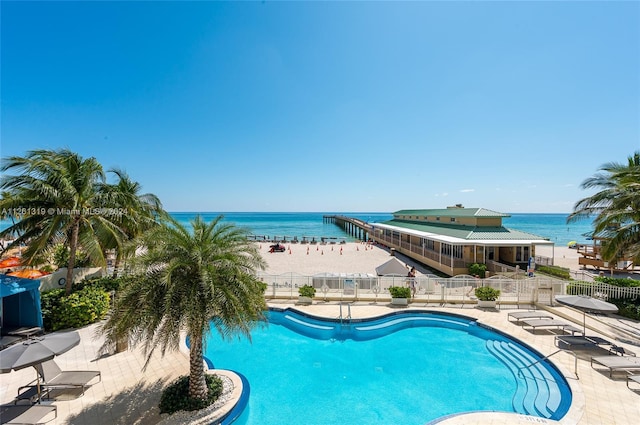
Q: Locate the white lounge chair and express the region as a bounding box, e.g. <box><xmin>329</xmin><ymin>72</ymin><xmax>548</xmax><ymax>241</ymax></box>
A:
<box><xmin>0</xmin><ymin>404</ymin><xmax>56</xmax><ymax>425</ymax></box>
<box><xmin>507</xmin><ymin>311</ymin><xmax>553</xmax><ymax>322</ymax></box>
<box><xmin>591</xmin><ymin>355</ymin><xmax>640</xmax><ymax>378</ymax></box>
<box><xmin>520</xmin><ymin>318</ymin><xmax>583</xmax><ymax>335</ymax></box>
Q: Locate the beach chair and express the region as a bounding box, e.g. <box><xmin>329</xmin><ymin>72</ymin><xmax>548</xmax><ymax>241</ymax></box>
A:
<box><xmin>34</xmin><ymin>359</ymin><xmax>101</xmax><ymax>396</ymax></box>
<box><xmin>627</xmin><ymin>374</ymin><xmax>640</xmax><ymax>389</ymax></box>
<box><xmin>0</xmin><ymin>404</ymin><xmax>56</xmax><ymax>425</ymax></box>
<box><xmin>507</xmin><ymin>311</ymin><xmax>553</xmax><ymax>322</ymax></box>
<box><xmin>590</xmin><ymin>355</ymin><xmax>640</xmax><ymax>378</ymax></box>
<box><xmin>520</xmin><ymin>318</ymin><xmax>583</xmax><ymax>335</ymax></box>
<box><xmin>554</xmin><ymin>335</ymin><xmax>612</xmax><ymax>350</ymax></box>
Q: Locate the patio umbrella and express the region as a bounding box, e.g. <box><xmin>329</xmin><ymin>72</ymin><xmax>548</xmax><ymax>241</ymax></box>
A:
<box><xmin>0</xmin><ymin>256</ymin><xmax>21</xmax><ymax>269</ymax></box>
<box><xmin>555</xmin><ymin>294</ymin><xmax>618</xmax><ymax>334</ymax></box>
<box><xmin>7</xmin><ymin>269</ymin><xmax>48</xmax><ymax>279</ymax></box>
<box><xmin>0</xmin><ymin>330</ymin><xmax>80</xmax><ymax>401</ymax></box>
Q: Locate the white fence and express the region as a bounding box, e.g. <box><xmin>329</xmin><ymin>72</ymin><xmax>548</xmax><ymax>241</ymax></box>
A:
<box><xmin>256</xmin><ymin>272</ymin><xmax>573</xmax><ymax>305</ymax></box>
<box><xmin>565</xmin><ymin>281</ymin><xmax>640</xmax><ymax>300</ymax></box>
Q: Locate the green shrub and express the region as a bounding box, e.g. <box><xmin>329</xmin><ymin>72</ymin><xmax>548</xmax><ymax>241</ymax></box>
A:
<box><xmin>468</xmin><ymin>263</ymin><xmax>487</xmax><ymax>278</ymax></box>
<box><xmin>40</xmin><ymin>289</ymin><xmax>65</xmax><ymax>331</ymax></box>
<box><xmin>298</xmin><ymin>284</ymin><xmax>316</xmax><ymax>298</ymax></box>
<box><xmin>537</xmin><ymin>265</ymin><xmax>571</xmax><ymax>280</ymax></box>
<box><xmin>474</xmin><ymin>286</ymin><xmax>501</xmax><ymax>301</ymax></box>
<box><xmin>388</xmin><ymin>286</ymin><xmax>411</xmax><ymax>298</ymax></box>
<box><xmin>594</xmin><ymin>276</ymin><xmax>640</xmax><ymax>288</ymax></box>
<box><xmin>609</xmin><ymin>298</ymin><xmax>640</xmax><ymax>321</ymax></box>
<box><xmin>52</xmin><ymin>243</ymin><xmax>91</xmax><ymax>268</ymax></box>
<box><xmin>74</xmin><ymin>275</ymin><xmax>125</xmax><ymax>292</ymax></box>
<box><xmin>159</xmin><ymin>374</ymin><xmax>224</xmax><ymax>414</ymax></box>
<box><xmin>51</xmin><ymin>286</ymin><xmax>110</xmax><ymax>331</ymax></box>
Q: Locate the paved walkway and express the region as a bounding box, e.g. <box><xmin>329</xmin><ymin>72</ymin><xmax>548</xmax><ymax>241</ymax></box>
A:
<box><xmin>1</xmin><ymin>302</ymin><xmax>639</xmax><ymax>424</ymax></box>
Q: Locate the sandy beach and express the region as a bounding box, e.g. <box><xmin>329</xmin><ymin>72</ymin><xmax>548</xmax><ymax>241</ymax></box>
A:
<box><xmin>258</xmin><ymin>242</ymin><xmax>583</xmax><ymax>277</ymax></box>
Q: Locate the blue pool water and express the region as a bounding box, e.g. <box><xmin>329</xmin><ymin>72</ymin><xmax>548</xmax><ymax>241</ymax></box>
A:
<box><xmin>203</xmin><ymin>309</ymin><xmax>572</xmax><ymax>425</ymax></box>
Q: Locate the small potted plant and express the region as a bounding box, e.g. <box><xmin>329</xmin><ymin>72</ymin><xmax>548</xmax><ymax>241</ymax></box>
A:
<box><xmin>298</xmin><ymin>284</ymin><xmax>316</xmax><ymax>305</ymax></box>
<box><xmin>474</xmin><ymin>286</ymin><xmax>501</xmax><ymax>308</ymax></box>
<box><xmin>388</xmin><ymin>286</ymin><xmax>411</xmax><ymax>306</ymax></box>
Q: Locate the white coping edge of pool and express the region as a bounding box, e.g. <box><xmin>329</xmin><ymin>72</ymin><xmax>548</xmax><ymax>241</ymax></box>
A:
<box><xmin>155</xmin><ymin>332</ymin><xmax>244</xmax><ymax>425</ymax></box>
<box><xmin>172</xmin><ymin>309</ymin><xmax>585</xmax><ymax>425</ymax></box>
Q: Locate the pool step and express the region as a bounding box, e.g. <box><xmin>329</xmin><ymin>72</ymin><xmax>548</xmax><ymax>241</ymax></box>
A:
<box><xmin>486</xmin><ymin>340</ymin><xmax>563</xmax><ymax>419</ymax></box>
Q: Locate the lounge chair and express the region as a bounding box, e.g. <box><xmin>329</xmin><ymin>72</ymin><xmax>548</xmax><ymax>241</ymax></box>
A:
<box><xmin>590</xmin><ymin>355</ymin><xmax>640</xmax><ymax>377</ymax></box>
<box><xmin>0</xmin><ymin>404</ymin><xmax>56</xmax><ymax>425</ymax></box>
<box><xmin>554</xmin><ymin>335</ymin><xmax>612</xmax><ymax>349</ymax></box>
<box><xmin>507</xmin><ymin>311</ymin><xmax>554</xmax><ymax>322</ymax></box>
<box><xmin>520</xmin><ymin>318</ymin><xmax>583</xmax><ymax>335</ymax></box>
<box><xmin>34</xmin><ymin>359</ymin><xmax>101</xmax><ymax>396</ymax></box>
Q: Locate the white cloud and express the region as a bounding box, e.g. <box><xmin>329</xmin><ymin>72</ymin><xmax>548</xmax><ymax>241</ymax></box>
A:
<box><xmin>460</xmin><ymin>189</ymin><xmax>475</xmax><ymax>193</ymax></box>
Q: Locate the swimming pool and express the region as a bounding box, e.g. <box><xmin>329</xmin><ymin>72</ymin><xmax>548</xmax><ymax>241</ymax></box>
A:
<box><xmin>203</xmin><ymin>308</ymin><xmax>572</xmax><ymax>425</ymax></box>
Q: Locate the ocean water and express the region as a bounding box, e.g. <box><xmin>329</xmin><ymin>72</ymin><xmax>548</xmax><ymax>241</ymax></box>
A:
<box><xmin>0</xmin><ymin>212</ymin><xmax>593</xmax><ymax>247</ymax></box>
<box><xmin>171</xmin><ymin>212</ymin><xmax>593</xmax><ymax>247</ymax></box>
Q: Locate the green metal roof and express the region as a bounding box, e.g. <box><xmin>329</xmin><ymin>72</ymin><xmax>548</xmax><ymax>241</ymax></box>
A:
<box><xmin>379</xmin><ymin>219</ymin><xmax>547</xmax><ymax>241</ymax></box>
<box><xmin>393</xmin><ymin>208</ymin><xmax>510</xmax><ymax>218</ymax></box>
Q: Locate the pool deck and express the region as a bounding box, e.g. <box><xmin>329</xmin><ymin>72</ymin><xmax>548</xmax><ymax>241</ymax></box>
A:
<box><xmin>1</xmin><ymin>302</ymin><xmax>638</xmax><ymax>425</ymax></box>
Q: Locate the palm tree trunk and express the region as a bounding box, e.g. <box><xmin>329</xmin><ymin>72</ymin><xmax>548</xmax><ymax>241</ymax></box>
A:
<box><xmin>188</xmin><ymin>332</ymin><xmax>208</xmax><ymax>401</ymax></box>
<box><xmin>112</xmin><ymin>253</ymin><xmax>120</xmax><ymax>278</ymax></box>
<box><xmin>65</xmin><ymin>218</ymin><xmax>80</xmax><ymax>295</ymax></box>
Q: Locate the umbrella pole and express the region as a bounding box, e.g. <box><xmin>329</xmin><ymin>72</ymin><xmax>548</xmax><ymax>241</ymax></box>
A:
<box><xmin>32</xmin><ymin>366</ymin><xmax>42</xmax><ymax>404</ymax></box>
<box><xmin>37</xmin><ymin>374</ymin><xmax>41</xmax><ymax>404</ymax></box>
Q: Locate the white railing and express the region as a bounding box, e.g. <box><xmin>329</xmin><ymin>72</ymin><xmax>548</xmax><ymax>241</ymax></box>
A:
<box><xmin>257</xmin><ymin>272</ymin><xmax>567</xmax><ymax>305</ymax></box>
<box><xmin>566</xmin><ymin>281</ymin><xmax>640</xmax><ymax>300</ymax></box>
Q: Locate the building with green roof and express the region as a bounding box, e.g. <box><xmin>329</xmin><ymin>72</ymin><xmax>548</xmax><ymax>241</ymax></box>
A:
<box><xmin>370</xmin><ymin>205</ymin><xmax>553</xmax><ymax>276</ymax></box>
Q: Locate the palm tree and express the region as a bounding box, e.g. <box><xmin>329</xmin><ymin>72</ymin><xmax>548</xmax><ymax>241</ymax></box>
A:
<box><xmin>0</xmin><ymin>149</ymin><xmax>125</xmax><ymax>294</ymax></box>
<box><xmin>100</xmin><ymin>215</ymin><xmax>267</xmax><ymax>402</ymax></box>
<box><xmin>568</xmin><ymin>151</ymin><xmax>640</xmax><ymax>265</ymax></box>
<box><xmin>97</xmin><ymin>168</ymin><xmax>163</xmax><ymax>277</ymax></box>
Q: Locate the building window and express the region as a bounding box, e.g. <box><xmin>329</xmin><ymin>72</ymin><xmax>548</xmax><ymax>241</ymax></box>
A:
<box><xmin>436</xmin><ymin>217</ymin><xmax>440</xmax><ymax>221</ymax></box>
<box><xmin>516</xmin><ymin>246</ymin><xmax>530</xmax><ymax>262</ymax></box>
<box><xmin>450</xmin><ymin>218</ymin><xmax>456</xmax><ymax>222</ymax></box>
<box><xmin>422</xmin><ymin>239</ymin><xmax>434</xmax><ymax>250</ymax></box>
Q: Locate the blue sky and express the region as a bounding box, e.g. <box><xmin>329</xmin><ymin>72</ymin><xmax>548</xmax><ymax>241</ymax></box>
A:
<box><xmin>2</xmin><ymin>1</ymin><xmax>638</xmax><ymax>213</ymax></box>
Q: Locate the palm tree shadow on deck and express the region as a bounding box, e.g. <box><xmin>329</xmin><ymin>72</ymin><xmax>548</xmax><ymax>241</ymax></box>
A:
<box><xmin>65</xmin><ymin>379</ymin><xmax>171</xmax><ymax>425</ymax></box>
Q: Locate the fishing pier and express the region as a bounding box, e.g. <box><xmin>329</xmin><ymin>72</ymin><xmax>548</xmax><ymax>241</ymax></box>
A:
<box><xmin>323</xmin><ymin>215</ymin><xmax>372</xmax><ymax>241</ymax></box>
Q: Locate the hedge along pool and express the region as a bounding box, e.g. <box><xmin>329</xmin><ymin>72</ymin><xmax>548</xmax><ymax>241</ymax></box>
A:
<box><xmin>202</xmin><ymin>309</ymin><xmax>572</xmax><ymax>425</ymax></box>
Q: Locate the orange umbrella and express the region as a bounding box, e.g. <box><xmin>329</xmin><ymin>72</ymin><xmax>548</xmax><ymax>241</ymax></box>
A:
<box><xmin>7</xmin><ymin>269</ymin><xmax>48</xmax><ymax>279</ymax></box>
<box><xmin>0</xmin><ymin>256</ymin><xmax>22</xmax><ymax>269</ymax></box>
